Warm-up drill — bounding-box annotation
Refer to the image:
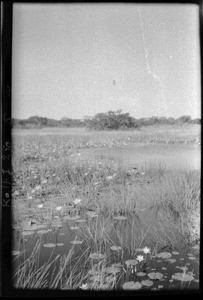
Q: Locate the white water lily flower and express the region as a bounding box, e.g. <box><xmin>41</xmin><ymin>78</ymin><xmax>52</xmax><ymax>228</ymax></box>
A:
<box><xmin>37</xmin><ymin>204</ymin><xmax>43</xmax><ymax>208</ymax></box>
<box><xmin>80</xmin><ymin>283</ymin><xmax>88</xmax><ymax>290</ymax></box>
<box><xmin>136</xmin><ymin>255</ymin><xmax>144</xmax><ymax>262</ymax></box>
<box><xmin>55</xmin><ymin>206</ymin><xmax>62</xmax><ymax>211</ymax></box>
<box><xmin>143</xmin><ymin>247</ymin><xmax>150</xmax><ymax>254</ymax></box>
<box><xmin>73</xmin><ymin>199</ymin><xmax>82</xmax><ymax>205</ymax></box>
<box><xmin>106</xmin><ymin>176</ymin><xmax>113</xmax><ymax>180</ymax></box>
<box><xmin>35</xmin><ymin>185</ymin><xmax>41</xmax><ymax>191</ymax></box>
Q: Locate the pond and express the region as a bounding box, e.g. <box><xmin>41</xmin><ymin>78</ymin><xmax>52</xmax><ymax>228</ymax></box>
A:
<box><xmin>12</xmin><ymin>207</ymin><xmax>199</xmax><ymax>291</ymax></box>
<box><xmin>75</xmin><ymin>143</ymin><xmax>200</xmax><ymax>170</ymax></box>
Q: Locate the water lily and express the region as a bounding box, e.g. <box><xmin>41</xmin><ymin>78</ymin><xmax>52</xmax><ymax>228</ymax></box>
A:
<box><xmin>106</xmin><ymin>175</ymin><xmax>113</xmax><ymax>180</ymax></box>
<box><xmin>37</xmin><ymin>204</ymin><xmax>43</xmax><ymax>208</ymax></box>
<box><xmin>80</xmin><ymin>283</ymin><xmax>88</xmax><ymax>290</ymax></box>
<box><xmin>55</xmin><ymin>206</ymin><xmax>62</xmax><ymax>211</ymax></box>
<box><xmin>143</xmin><ymin>247</ymin><xmax>150</xmax><ymax>254</ymax></box>
<box><xmin>35</xmin><ymin>185</ymin><xmax>41</xmax><ymax>191</ymax></box>
<box><xmin>73</xmin><ymin>199</ymin><xmax>82</xmax><ymax>205</ymax></box>
<box><xmin>136</xmin><ymin>255</ymin><xmax>144</xmax><ymax>262</ymax></box>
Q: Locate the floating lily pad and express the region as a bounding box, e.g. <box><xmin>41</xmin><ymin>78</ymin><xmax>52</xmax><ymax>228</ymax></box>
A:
<box><xmin>135</xmin><ymin>248</ymin><xmax>144</xmax><ymax>252</ymax></box>
<box><xmin>191</xmin><ymin>245</ymin><xmax>199</xmax><ymax>250</ymax></box>
<box><xmin>74</xmin><ymin>219</ymin><xmax>87</xmax><ymax>223</ymax></box>
<box><xmin>110</xmin><ymin>246</ymin><xmax>122</xmax><ymax>251</ymax></box>
<box><xmin>21</xmin><ymin>231</ymin><xmax>35</xmax><ymax>236</ymax></box>
<box><xmin>113</xmin><ymin>216</ymin><xmax>127</xmax><ymax>220</ymax></box>
<box><xmin>123</xmin><ymin>281</ymin><xmax>142</xmax><ymax>290</ymax></box>
<box><xmin>166</xmin><ymin>258</ymin><xmax>176</xmax><ymax>263</ymax></box>
<box><xmin>86</xmin><ymin>211</ymin><xmax>98</xmax><ymax>218</ymax></box>
<box><xmin>63</xmin><ymin>215</ymin><xmax>80</xmax><ymax>221</ymax></box>
<box><xmin>158</xmin><ymin>285</ymin><xmax>164</xmax><ymax>289</ymax></box>
<box><xmin>57</xmin><ymin>243</ymin><xmax>64</xmax><ymax>246</ymax></box>
<box><xmin>148</xmin><ymin>272</ymin><xmax>163</xmax><ymax>280</ymax></box>
<box><xmin>125</xmin><ymin>259</ymin><xmax>138</xmax><ymax>267</ymax></box>
<box><xmin>172</xmin><ymin>273</ymin><xmax>194</xmax><ymax>282</ymax></box>
<box><xmin>43</xmin><ymin>243</ymin><xmax>56</xmax><ymax>248</ymax></box>
<box><xmin>89</xmin><ymin>275</ymin><xmax>101</xmax><ymax>282</ymax></box>
<box><xmin>172</xmin><ymin>251</ymin><xmax>179</xmax><ymax>255</ymax></box>
<box><xmin>51</xmin><ymin>222</ymin><xmax>62</xmax><ymax>228</ymax></box>
<box><xmin>70</xmin><ymin>240</ymin><xmax>83</xmax><ymax>245</ymax></box>
<box><xmin>11</xmin><ymin>250</ymin><xmax>21</xmax><ymax>256</ymax></box>
<box><xmin>161</xmin><ymin>267</ymin><xmax>167</xmax><ymax>271</ymax></box>
<box><xmin>112</xmin><ymin>262</ymin><xmax>122</xmax><ymax>268</ymax></box>
<box><xmin>141</xmin><ymin>279</ymin><xmax>154</xmax><ymax>287</ymax></box>
<box><xmin>156</xmin><ymin>252</ymin><xmax>172</xmax><ymax>259</ymax></box>
<box><xmin>177</xmin><ymin>266</ymin><xmax>188</xmax><ymax>271</ymax></box>
<box><xmin>88</xmin><ymin>269</ymin><xmax>99</xmax><ymax>276</ymax></box>
<box><xmin>31</xmin><ymin>224</ymin><xmax>47</xmax><ymax>230</ymax></box>
<box><xmin>70</xmin><ymin>226</ymin><xmax>80</xmax><ymax>230</ymax></box>
<box><xmin>105</xmin><ymin>275</ymin><xmax>114</xmax><ymax>284</ymax></box>
<box><xmin>188</xmin><ymin>256</ymin><xmax>196</xmax><ymax>260</ymax></box>
<box><xmin>137</xmin><ymin>272</ymin><xmax>147</xmax><ymax>277</ymax></box>
<box><xmin>37</xmin><ymin>229</ymin><xmax>51</xmax><ymax>235</ymax></box>
<box><xmin>105</xmin><ymin>266</ymin><xmax>121</xmax><ymax>274</ymax></box>
<box><xmin>89</xmin><ymin>252</ymin><xmax>106</xmax><ymax>260</ymax></box>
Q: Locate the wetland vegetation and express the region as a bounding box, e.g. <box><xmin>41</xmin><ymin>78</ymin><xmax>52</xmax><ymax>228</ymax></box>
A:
<box><xmin>11</xmin><ymin>124</ymin><xmax>200</xmax><ymax>291</ymax></box>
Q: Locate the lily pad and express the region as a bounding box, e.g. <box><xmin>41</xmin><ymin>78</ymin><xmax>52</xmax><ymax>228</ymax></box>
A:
<box><xmin>70</xmin><ymin>226</ymin><xmax>80</xmax><ymax>230</ymax></box>
<box><xmin>141</xmin><ymin>279</ymin><xmax>154</xmax><ymax>287</ymax></box>
<box><xmin>70</xmin><ymin>240</ymin><xmax>83</xmax><ymax>245</ymax></box>
<box><xmin>11</xmin><ymin>250</ymin><xmax>21</xmax><ymax>256</ymax></box>
<box><xmin>37</xmin><ymin>229</ymin><xmax>51</xmax><ymax>235</ymax></box>
<box><xmin>86</xmin><ymin>211</ymin><xmax>98</xmax><ymax>218</ymax></box>
<box><xmin>158</xmin><ymin>285</ymin><xmax>164</xmax><ymax>289</ymax></box>
<box><xmin>135</xmin><ymin>248</ymin><xmax>144</xmax><ymax>252</ymax></box>
<box><xmin>63</xmin><ymin>215</ymin><xmax>80</xmax><ymax>221</ymax></box>
<box><xmin>123</xmin><ymin>281</ymin><xmax>142</xmax><ymax>290</ymax></box>
<box><xmin>137</xmin><ymin>272</ymin><xmax>147</xmax><ymax>277</ymax></box>
<box><xmin>88</xmin><ymin>269</ymin><xmax>99</xmax><ymax>276</ymax></box>
<box><xmin>125</xmin><ymin>259</ymin><xmax>138</xmax><ymax>267</ymax></box>
<box><xmin>110</xmin><ymin>246</ymin><xmax>122</xmax><ymax>251</ymax></box>
<box><xmin>188</xmin><ymin>256</ymin><xmax>196</xmax><ymax>260</ymax></box>
<box><xmin>105</xmin><ymin>266</ymin><xmax>121</xmax><ymax>274</ymax></box>
<box><xmin>89</xmin><ymin>252</ymin><xmax>106</xmax><ymax>260</ymax></box>
<box><xmin>172</xmin><ymin>251</ymin><xmax>179</xmax><ymax>255</ymax></box>
<box><xmin>172</xmin><ymin>273</ymin><xmax>194</xmax><ymax>282</ymax></box>
<box><xmin>166</xmin><ymin>258</ymin><xmax>176</xmax><ymax>263</ymax></box>
<box><xmin>21</xmin><ymin>231</ymin><xmax>35</xmax><ymax>236</ymax></box>
<box><xmin>191</xmin><ymin>245</ymin><xmax>199</xmax><ymax>250</ymax></box>
<box><xmin>156</xmin><ymin>252</ymin><xmax>172</xmax><ymax>259</ymax></box>
<box><xmin>112</xmin><ymin>262</ymin><xmax>122</xmax><ymax>268</ymax></box>
<box><xmin>148</xmin><ymin>272</ymin><xmax>163</xmax><ymax>280</ymax></box>
<box><xmin>113</xmin><ymin>216</ymin><xmax>127</xmax><ymax>220</ymax></box>
<box><xmin>43</xmin><ymin>243</ymin><xmax>56</xmax><ymax>248</ymax></box>
<box><xmin>89</xmin><ymin>275</ymin><xmax>101</xmax><ymax>282</ymax></box>
<box><xmin>177</xmin><ymin>266</ymin><xmax>188</xmax><ymax>271</ymax></box>
<box><xmin>74</xmin><ymin>219</ymin><xmax>87</xmax><ymax>223</ymax></box>
<box><xmin>57</xmin><ymin>243</ymin><xmax>64</xmax><ymax>246</ymax></box>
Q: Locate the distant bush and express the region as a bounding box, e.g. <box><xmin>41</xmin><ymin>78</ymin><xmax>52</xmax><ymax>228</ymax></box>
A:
<box><xmin>84</xmin><ymin>110</ymin><xmax>140</xmax><ymax>131</ymax></box>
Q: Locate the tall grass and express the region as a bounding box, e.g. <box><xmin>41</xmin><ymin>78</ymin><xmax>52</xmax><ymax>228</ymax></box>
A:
<box><xmin>11</xmin><ymin>126</ymin><xmax>200</xmax><ymax>290</ymax></box>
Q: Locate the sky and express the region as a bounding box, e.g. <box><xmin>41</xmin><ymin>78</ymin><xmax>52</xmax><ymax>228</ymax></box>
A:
<box><xmin>12</xmin><ymin>3</ymin><xmax>200</xmax><ymax>120</ymax></box>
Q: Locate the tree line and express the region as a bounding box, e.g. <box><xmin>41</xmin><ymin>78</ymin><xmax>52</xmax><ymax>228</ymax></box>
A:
<box><xmin>12</xmin><ymin>111</ymin><xmax>201</xmax><ymax>130</ymax></box>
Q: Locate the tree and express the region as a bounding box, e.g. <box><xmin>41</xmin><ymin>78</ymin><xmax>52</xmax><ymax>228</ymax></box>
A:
<box><xmin>85</xmin><ymin>110</ymin><xmax>139</xmax><ymax>130</ymax></box>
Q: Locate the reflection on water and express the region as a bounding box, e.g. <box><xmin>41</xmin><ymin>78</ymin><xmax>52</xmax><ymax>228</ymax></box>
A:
<box><xmin>77</xmin><ymin>143</ymin><xmax>200</xmax><ymax>170</ymax></box>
